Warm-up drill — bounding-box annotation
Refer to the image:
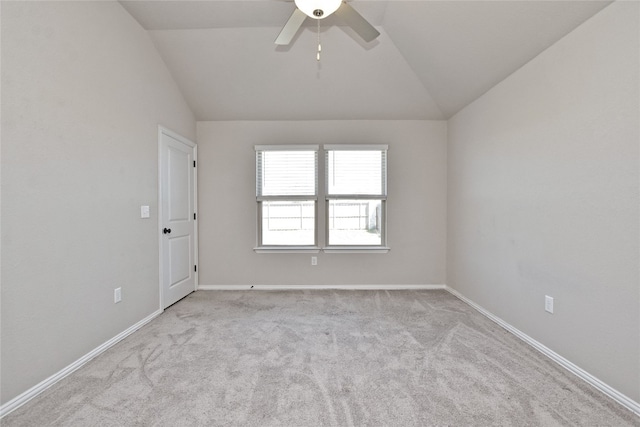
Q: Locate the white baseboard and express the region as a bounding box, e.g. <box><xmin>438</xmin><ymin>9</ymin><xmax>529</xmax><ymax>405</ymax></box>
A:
<box><xmin>0</xmin><ymin>309</ymin><xmax>163</xmax><ymax>419</ymax></box>
<box><xmin>197</xmin><ymin>284</ymin><xmax>446</xmax><ymax>291</ymax></box>
<box><xmin>445</xmin><ymin>286</ymin><xmax>640</xmax><ymax>417</ymax></box>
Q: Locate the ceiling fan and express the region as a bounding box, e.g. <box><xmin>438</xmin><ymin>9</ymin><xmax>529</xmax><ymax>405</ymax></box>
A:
<box><xmin>275</xmin><ymin>0</ymin><xmax>380</xmax><ymax>46</ymax></box>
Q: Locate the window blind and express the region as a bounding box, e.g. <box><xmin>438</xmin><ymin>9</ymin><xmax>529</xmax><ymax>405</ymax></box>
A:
<box><xmin>256</xmin><ymin>148</ymin><xmax>318</xmax><ymax>197</ymax></box>
<box><xmin>325</xmin><ymin>147</ymin><xmax>387</xmax><ymax>196</ymax></box>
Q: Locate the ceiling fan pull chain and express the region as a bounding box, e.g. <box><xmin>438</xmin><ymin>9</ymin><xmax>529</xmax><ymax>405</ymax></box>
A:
<box><xmin>316</xmin><ymin>19</ymin><xmax>321</xmax><ymax>61</ymax></box>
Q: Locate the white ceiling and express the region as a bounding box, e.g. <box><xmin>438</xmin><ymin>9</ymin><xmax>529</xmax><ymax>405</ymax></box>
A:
<box><xmin>120</xmin><ymin>0</ymin><xmax>611</xmax><ymax>121</ymax></box>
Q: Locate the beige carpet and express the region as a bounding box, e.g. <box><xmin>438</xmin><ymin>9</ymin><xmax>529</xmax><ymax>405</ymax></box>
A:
<box><xmin>3</xmin><ymin>290</ymin><xmax>638</xmax><ymax>426</ymax></box>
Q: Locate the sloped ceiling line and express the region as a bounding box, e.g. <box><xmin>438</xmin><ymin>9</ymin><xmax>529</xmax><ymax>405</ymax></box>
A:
<box><xmin>120</xmin><ymin>0</ymin><xmax>611</xmax><ymax>121</ymax></box>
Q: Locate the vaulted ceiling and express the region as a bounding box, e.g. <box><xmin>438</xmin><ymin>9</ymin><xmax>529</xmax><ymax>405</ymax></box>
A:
<box><xmin>120</xmin><ymin>0</ymin><xmax>611</xmax><ymax>121</ymax></box>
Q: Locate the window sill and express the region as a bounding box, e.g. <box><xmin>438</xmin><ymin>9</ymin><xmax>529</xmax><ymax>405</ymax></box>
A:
<box><xmin>254</xmin><ymin>246</ymin><xmax>320</xmax><ymax>254</ymax></box>
<box><xmin>323</xmin><ymin>246</ymin><xmax>390</xmax><ymax>254</ymax></box>
<box><xmin>254</xmin><ymin>246</ymin><xmax>390</xmax><ymax>254</ymax></box>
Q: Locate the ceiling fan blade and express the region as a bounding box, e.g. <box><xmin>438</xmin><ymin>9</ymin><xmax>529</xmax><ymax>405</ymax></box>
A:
<box><xmin>336</xmin><ymin>2</ymin><xmax>380</xmax><ymax>43</ymax></box>
<box><xmin>275</xmin><ymin>8</ymin><xmax>307</xmax><ymax>45</ymax></box>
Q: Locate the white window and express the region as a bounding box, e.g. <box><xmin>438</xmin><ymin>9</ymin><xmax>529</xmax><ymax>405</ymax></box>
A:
<box><xmin>255</xmin><ymin>144</ymin><xmax>388</xmax><ymax>252</ymax></box>
<box><xmin>255</xmin><ymin>145</ymin><xmax>318</xmax><ymax>249</ymax></box>
<box><xmin>325</xmin><ymin>145</ymin><xmax>387</xmax><ymax>248</ymax></box>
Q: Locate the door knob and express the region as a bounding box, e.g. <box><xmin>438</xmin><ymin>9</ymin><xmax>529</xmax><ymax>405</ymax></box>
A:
<box><xmin>163</xmin><ymin>228</ymin><xmax>171</xmax><ymax>234</ymax></box>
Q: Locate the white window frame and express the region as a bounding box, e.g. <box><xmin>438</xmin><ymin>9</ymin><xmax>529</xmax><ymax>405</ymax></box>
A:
<box><xmin>323</xmin><ymin>145</ymin><xmax>389</xmax><ymax>253</ymax></box>
<box><xmin>254</xmin><ymin>144</ymin><xmax>390</xmax><ymax>253</ymax></box>
<box><xmin>254</xmin><ymin>145</ymin><xmax>320</xmax><ymax>253</ymax></box>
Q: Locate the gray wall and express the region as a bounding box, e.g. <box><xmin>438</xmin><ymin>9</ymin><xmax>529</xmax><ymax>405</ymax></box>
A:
<box><xmin>447</xmin><ymin>1</ymin><xmax>639</xmax><ymax>401</ymax></box>
<box><xmin>197</xmin><ymin>120</ymin><xmax>447</xmax><ymax>286</ymax></box>
<box><xmin>1</xmin><ymin>1</ymin><xmax>196</xmax><ymax>403</ymax></box>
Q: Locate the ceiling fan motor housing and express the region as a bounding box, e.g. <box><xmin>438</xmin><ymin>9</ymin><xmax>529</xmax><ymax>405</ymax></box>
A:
<box><xmin>295</xmin><ymin>0</ymin><xmax>341</xmax><ymax>19</ymax></box>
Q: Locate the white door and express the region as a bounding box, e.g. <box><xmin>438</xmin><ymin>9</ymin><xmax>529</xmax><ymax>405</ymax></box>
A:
<box><xmin>159</xmin><ymin>127</ymin><xmax>197</xmax><ymax>308</ymax></box>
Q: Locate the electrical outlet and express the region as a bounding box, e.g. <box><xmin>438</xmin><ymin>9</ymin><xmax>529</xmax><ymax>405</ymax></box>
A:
<box><xmin>545</xmin><ymin>295</ymin><xmax>554</xmax><ymax>314</ymax></box>
<box><xmin>311</xmin><ymin>256</ymin><xmax>317</xmax><ymax>266</ymax></box>
<box><xmin>114</xmin><ymin>287</ymin><xmax>122</xmax><ymax>304</ymax></box>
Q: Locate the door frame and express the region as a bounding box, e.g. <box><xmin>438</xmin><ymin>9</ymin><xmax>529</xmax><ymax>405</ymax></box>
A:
<box><xmin>158</xmin><ymin>126</ymin><xmax>198</xmax><ymax>310</ymax></box>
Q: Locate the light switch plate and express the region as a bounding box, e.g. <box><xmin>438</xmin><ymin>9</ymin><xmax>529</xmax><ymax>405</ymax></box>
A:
<box><xmin>141</xmin><ymin>205</ymin><xmax>150</xmax><ymax>219</ymax></box>
<box><xmin>545</xmin><ymin>295</ymin><xmax>554</xmax><ymax>314</ymax></box>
